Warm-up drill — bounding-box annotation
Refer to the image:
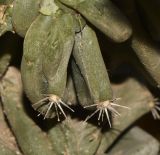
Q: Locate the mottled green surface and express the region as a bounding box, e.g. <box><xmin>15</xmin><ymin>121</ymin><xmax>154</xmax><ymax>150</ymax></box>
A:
<box><xmin>63</xmin><ymin>75</ymin><xmax>77</xmax><ymax>105</ymax></box>
<box><xmin>12</xmin><ymin>0</ymin><xmax>41</xmax><ymax>37</ymax></box>
<box><xmin>115</xmin><ymin>0</ymin><xmax>160</xmax><ymax>88</ymax></box>
<box><xmin>73</xmin><ymin>25</ymin><xmax>112</xmax><ymax>105</ymax></box>
<box><xmin>1</xmin><ymin>67</ymin><xmax>55</xmax><ymax>155</ymax></box>
<box><xmin>0</xmin><ymin>104</ymin><xmax>21</xmax><ymax>155</ymax></box>
<box><xmin>97</xmin><ymin>78</ymin><xmax>153</xmax><ymax>154</ymax></box>
<box><xmin>108</xmin><ymin>127</ymin><xmax>159</xmax><ymax>155</ymax></box>
<box><xmin>72</xmin><ymin>58</ymin><xmax>93</xmax><ymax>107</ymax></box>
<box><xmin>47</xmin><ymin>117</ymin><xmax>102</xmax><ymax>155</ymax></box>
<box><xmin>42</xmin><ymin>12</ymin><xmax>74</xmax><ymax>97</ymax></box>
<box><xmin>0</xmin><ymin>1</ymin><xmax>160</xmax><ymax>155</ymax></box>
<box><xmin>59</xmin><ymin>0</ymin><xmax>132</xmax><ymax>42</ymax></box>
<box><xmin>21</xmin><ymin>14</ymin><xmax>52</xmax><ymax>105</ymax></box>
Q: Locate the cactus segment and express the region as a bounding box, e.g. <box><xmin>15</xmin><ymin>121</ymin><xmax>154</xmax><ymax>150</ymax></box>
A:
<box><xmin>0</xmin><ymin>103</ymin><xmax>21</xmax><ymax>155</ymax></box>
<box><xmin>71</xmin><ymin>58</ymin><xmax>93</xmax><ymax>107</ymax></box>
<box><xmin>59</xmin><ymin>0</ymin><xmax>132</xmax><ymax>42</ymax></box>
<box><xmin>72</xmin><ymin>24</ymin><xmax>129</xmax><ymax>126</ymax></box>
<box><xmin>12</xmin><ymin>0</ymin><xmax>41</xmax><ymax>37</ymax></box>
<box><xmin>72</xmin><ymin>65</ymin><xmax>127</xmax><ymax>126</ymax></box>
<box><xmin>1</xmin><ymin>67</ymin><xmax>55</xmax><ymax>155</ymax></box>
<box><xmin>21</xmin><ymin>14</ymin><xmax>53</xmax><ymax>114</ymax></box>
<box><xmin>117</xmin><ymin>0</ymin><xmax>160</xmax><ymax>88</ymax></box>
<box><xmin>35</xmin><ymin>13</ymin><xmax>75</xmax><ymax>119</ymax></box>
<box><xmin>73</xmin><ymin>25</ymin><xmax>113</xmax><ymax>103</ymax></box>
<box><xmin>42</xmin><ymin>13</ymin><xmax>74</xmax><ymax>96</ymax></box>
<box><xmin>22</xmin><ymin>10</ymin><xmax>76</xmax><ymax>120</ymax></box>
<box><xmin>47</xmin><ymin>117</ymin><xmax>102</xmax><ymax>155</ymax></box>
<box><xmin>63</xmin><ymin>74</ymin><xmax>78</xmax><ymax>105</ymax></box>
<box><xmin>96</xmin><ymin>78</ymin><xmax>153</xmax><ymax>153</ymax></box>
<box><xmin>54</xmin><ymin>0</ymin><xmax>87</xmax><ymax>33</ymax></box>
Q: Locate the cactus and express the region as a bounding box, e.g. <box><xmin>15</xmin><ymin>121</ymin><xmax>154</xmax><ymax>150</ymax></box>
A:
<box><xmin>0</xmin><ymin>0</ymin><xmax>160</xmax><ymax>155</ymax></box>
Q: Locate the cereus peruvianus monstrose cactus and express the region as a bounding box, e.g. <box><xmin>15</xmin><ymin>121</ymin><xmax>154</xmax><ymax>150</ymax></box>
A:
<box><xmin>0</xmin><ymin>0</ymin><xmax>160</xmax><ymax>155</ymax></box>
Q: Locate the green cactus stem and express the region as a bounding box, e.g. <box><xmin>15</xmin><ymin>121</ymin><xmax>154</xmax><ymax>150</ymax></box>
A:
<box><xmin>0</xmin><ymin>67</ymin><xmax>56</xmax><ymax>155</ymax></box>
<box><xmin>58</xmin><ymin>0</ymin><xmax>132</xmax><ymax>42</ymax></box>
<box><xmin>12</xmin><ymin>0</ymin><xmax>41</xmax><ymax>37</ymax></box>
<box><xmin>107</xmin><ymin>127</ymin><xmax>159</xmax><ymax>155</ymax></box>
<box><xmin>21</xmin><ymin>14</ymin><xmax>53</xmax><ymax>115</ymax></box>
<box><xmin>96</xmin><ymin>78</ymin><xmax>153</xmax><ymax>154</ymax></box>
<box><xmin>63</xmin><ymin>74</ymin><xmax>78</xmax><ymax>106</ymax></box>
<box><xmin>0</xmin><ymin>104</ymin><xmax>21</xmax><ymax>155</ymax></box>
<box><xmin>71</xmin><ymin>58</ymin><xmax>93</xmax><ymax>108</ymax></box>
<box><xmin>46</xmin><ymin>116</ymin><xmax>102</xmax><ymax>155</ymax></box>
<box><xmin>114</xmin><ymin>0</ymin><xmax>160</xmax><ymax>89</ymax></box>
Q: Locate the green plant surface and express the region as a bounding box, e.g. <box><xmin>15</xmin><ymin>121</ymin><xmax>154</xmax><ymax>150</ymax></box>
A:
<box><xmin>46</xmin><ymin>117</ymin><xmax>102</xmax><ymax>155</ymax></box>
<box><xmin>96</xmin><ymin>78</ymin><xmax>153</xmax><ymax>154</ymax></box>
<box><xmin>0</xmin><ymin>67</ymin><xmax>56</xmax><ymax>155</ymax></box>
<box><xmin>107</xmin><ymin>127</ymin><xmax>159</xmax><ymax>155</ymax></box>
<box><xmin>114</xmin><ymin>0</ymin><xmax>160</xmax><ymax>88</ymax></box>
<box><xmin>12</xmin><ymin>0</ymin><xmax>41</xmax><ymax>37</ymax></box>
<box><xmin>21</xmin><ymin>14</ymin><xmax>53</xmax><ymax>111</ymax></box>
<box><xmin>59</xmin><ymin>0</ymin><xmax>132</xmax><ymax>42</ymax></box>
<box><xmin>0</xmin><ymin>104</ymin><xmax>21</xmax><ymax>155</ymax></box>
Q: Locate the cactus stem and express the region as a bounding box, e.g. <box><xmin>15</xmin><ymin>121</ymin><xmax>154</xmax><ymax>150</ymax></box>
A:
<box><xmin>33</xmin><ymin>94</ymin><xmax>74</xmax><ymax>120</ymax></box>
<box><xmin>84</xmin><ymin>98</ymin><xmax>130</xmax><ymax>127</ymax></box>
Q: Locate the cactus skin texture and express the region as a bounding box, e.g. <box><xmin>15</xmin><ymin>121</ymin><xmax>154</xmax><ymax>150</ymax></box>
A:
<box><xmin>0</xmin><ymin>67</ymin><xmax>55</xmax><ymax>155</ymax></box>
<box><xmin>46</xmin><ymin>116</ymin><xmax>102</xmax><ymax>155</ymax></box>
<box><xmin>58</xmin><ymin>0</ymin><xmax>132</xmax><ymax>42</ymax></box>
<box><xmin>71</xmin><ymin>58</ymin><xmax>93</xmax><ymax>107</ymax></box>
<box><xmin>1</xmin><ymin>0</ymin><xmax>160</xmax><ymax>155</ymax></box>
<box><xmin>12</xmin><ymin>0</ymin><xmax>41</xmax><ymax>37</ymax></box>
<box><xmin>114</xmin><ymin>0</ymin><xmax>160</xmax><ymax>89</ymax></box>
<box><xmin>21</xmin><ymin>14</ymin><xmax>53</xmax><ymax>114</ymax></box>
<box><xmin>1</xmin><ymin>67</ymin><xmax>157</xmax><ymax>155</ymax></box>
<box><xmin>0</xmin><ymin>102</ymin><xmax>21</xmax><ymax>155</ymax></box>
<box><xmin>63</xmin><ymin>74</ymin><xmax>78</xmax><ymax>105</ymax></box>
<box><xmin>72</xmin><ymin>24</ymin><xmax>129</xmax><ymax>127</ymax></box>
<box><xmin>38</xmin><ymin>12</ymin><xmax>75</xmax><ymax>119</ymax></box>
<box><xmin>41</xmin><ymin>12</ymin><xmax>74</xmax><ymax>99</ymax></box>
<box><xmin>73</xmin><ymin>25</ymin><xmax>113</xmax><ymax>105</ymax></box>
